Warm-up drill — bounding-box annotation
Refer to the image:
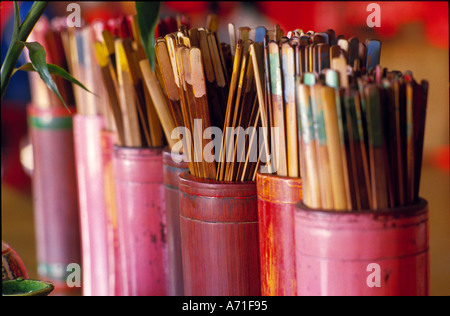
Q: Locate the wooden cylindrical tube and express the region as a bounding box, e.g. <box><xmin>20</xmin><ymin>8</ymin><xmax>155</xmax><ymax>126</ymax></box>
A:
<box><xmin>294</xmin><ymin>199</ymin><xmax>429</xmax><ymax>296</ymax></box>
<box><xmin>27</xmin><ymin>104</ymin><xmax>81</xmax><ymax>295</ymax></box>
<box><xmin>256</xmin><ymin>172</ymin><xmax>302</xmax><ymax>296</ymax></box>
<box><xmin>179</xmin><ymin>171</ymin><xmax>261</xmax><ymax>296</ymax></box>
<box><xmin>73</xmin><ymin>114</ymin><xmax>111</xmax><ymax>296</ymax></box>
<box><xmin>162</xmin><ymin>147</ymin><xmax>188</xmax><ymax>296</ymax></box>
<box><xmin>100</xmin><ymin>130</ymin><xmax>121</xmax><ymax>295</ymax></box>
<box><xmin>113</xmin><ymin>146</ymin><xmax>167</xmax><ymax>296</ymax></box>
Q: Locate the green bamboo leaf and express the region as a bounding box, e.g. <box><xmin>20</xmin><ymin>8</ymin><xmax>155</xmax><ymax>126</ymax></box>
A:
<box><xmin>15</xmin><ymin>62</ymin><xmax>95</xmax><ymax>95</ymax></box>
<box><xmin>1</xmin><ymin>1</ymin><xmax>48</xmax><ymax>100</ymax></box>
<box><xmin>135</xmin><ymin>1</ymin><xmax>160</xmax><ymax>69</ymax></box>
<box><xmin>12</xmin><ymin>1</ymin><xmax>21</xmax><ymax>40</ymax></box>
<box><xmin>23</xmin><ymin>41</ymin><xmax>68</xmax><ymax>110</ymax></box>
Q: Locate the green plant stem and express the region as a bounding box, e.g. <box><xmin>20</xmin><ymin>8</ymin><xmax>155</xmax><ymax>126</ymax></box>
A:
<box><xmin>1</xmin><ymin>1</ymin><xmax>48</xmax><ymax>99</ymax></box>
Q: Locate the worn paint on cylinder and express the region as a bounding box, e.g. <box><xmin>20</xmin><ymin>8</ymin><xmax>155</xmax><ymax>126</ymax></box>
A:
<box><xmin>257</xmin><ymin>172</ymin><xmax>302</xmax><ymax>296</ymax></box>
<box><xmin>113</xmin><ymin>146</ymin><xmax>167</xmax><ymax>296</ymax></box>
<box><xmin>294</xmin><ymin>198</ymin><xmax>429</xmax><ymax>296</ymax></box>
<box><xmin>179</xmin><ymin>171</ymin><xmax>261</xmax><ymax>296</ymax></box>
<box><xmin>163</xmin><ymin>147</ymin><xmax>188</xmax><ymax>296</ymax></box>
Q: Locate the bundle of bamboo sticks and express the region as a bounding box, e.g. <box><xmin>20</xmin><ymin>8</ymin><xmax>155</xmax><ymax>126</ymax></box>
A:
<box><xmin>141</xmin><ymin>14</ymin><xmax>239</xmax><ymax>180</ymax></box>
<box><xmin>255</xmin><ymin>26</ymin><xmax>428</xmax><ymax>211</ymax></box>
<box><xmin>143</xmin><ymin>21</ymin><xmax>388</xmax><ymax>184</ymax></box>
<box><xmin>252</xmin><ymin>27</ymin><xmax>382</xmax><ymax>179</ymax></box>
<box><xmin>60</xmin><ymin>15</ymin><xmax>188</xmax><ymax>148</ymax></box>
<box><xmin>60</xmin><ymin>11</ymin><xmax>427</xmax><ymax>203</ymax></box>
<box><xmin>90</xmin><ymin>16</ymin><xmax>165</xmax><ymax>148</ymax></box>
<box><xmin>297</xmin><ymin>65</ymin><xmax>428</xmax><ymax>211</ymax></box>
<box><xmin>145</xmin><ymin>21</ymin><xmax>295</xmax><ymax>181</ymax></box>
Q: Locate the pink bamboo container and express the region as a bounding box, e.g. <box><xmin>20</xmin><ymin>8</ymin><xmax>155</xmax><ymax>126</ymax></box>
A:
<box><xmin>162</xmin><ymin>147</ymin><xmax>188</xmax><ymax>296</ymax></box>
<box><xmin>113</xmin><ymin>146</ymin><xmax>167</xmax><ymax>296</ymax></box>
<box><xmin>100</xmin><ymin>130</ymin><xmax>121</xmax><ymax>295</ymax></box>
<box><xmin>294</xmin><ymin>198</ymin><xmax>429</xmax><ymax>296</ymax></box>
<box><xmin>256</xmin><ymin>173</ymin><xmax>302</xmax><ymax>296</ymax></box>
<box><xmin>27</xmin><ymin>104</ymin><xmax>81</xmax><ymax>296</ymax></box>
<box><xmin>179</xmin><ymin>171</ymin><xmax>261</xmax><ymax>296</ymax></box>
<box><xmin>73</xmin><ymin>114</ymin><xmax>111</xmax><ymax>296</ymax></box>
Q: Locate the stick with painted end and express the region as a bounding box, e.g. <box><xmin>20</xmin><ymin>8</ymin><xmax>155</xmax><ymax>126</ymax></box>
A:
<box><xmin>224</xmin><ymin>40</ymin><xmax>251</xmax><ymax>181</ymax></box>
<box><xmin>155</xmin><ymin>41</ymin><xmax>184</xmax><ymax>128</ymax></box>
<box><xmin>228</xmin><ymin>23</ymin><xmax>236</xmax><ymax>58</ymax></box>
<box><xmin>365</xmin><ymin>39</ymin><xmax>381</xmax><ymax>71</ymax></box>
<box><xmin>233</xmin><ymin>45</ymin><xmax>257</xmax><ymax>181</ymax></box>
<box><xmin>331</xmin><ymin>56</ymin><xmax>349</xmax><ymax>89</ymax></box>
<box><xmin>93</xmin><ymin>40</ymin><xmax>125</xmax><ymax>145</ymax></box>
<box><xmin>190</xmin><ymin>47</ymin><xmax>217</xmax><ymax>179</ymax></box>
<box><xmin>216</xmin><ymin>40</ymin><xmax>244</xmax><ymax>180</ymax></box>
<box><xmin>297</xmin><ymin>83</ymin><xmax>321</xmax><ymax>208</ymax></box>
<box><xmin>322</xmin><ymin>86</ymin><xmax>348</xmax><ymax>210</ymax></box>
<box><xmin>198</xmin><ymin>29</ymin><xmax>222</xmax><ymax>128</ymax></box>
<box><xmin>344</xmin><ymin>89</ymin><xmax>372</xmax><ymax>210</ymax></box>
<box><xmin>364</xmin><ymin>84</ymin><xmax>389</xmax><ymax>210</ymax></box>
<box><xmin>115</xmin><ymin>38</ymin><xmax>145</xmax><ymax>147</ymax></box>
<box><xmin>268</xmin><ymin>41</ymin><xmax>288</xmax><ymax>176</ymax></box>
<box><xmin>121</xmin><ymin>38</ymin><xmax>154</xmax><ymax>146</ymax></box>
<box><xmin>251</xmin><ymin>42</ymin><xmax>272</xmax><ymax>174</ymax></box>
<box><xmin>175</xmin><ymin>45</ymin><xmax>201</xmax><ymax>177</ymax></box>
<box><xmin>329</xmin><ymin>45</ymin><xmax>341</xmax><ymax>60</ymax></box>
<box><xmin>281</xmin><ymin>42</ymin><xmax>299</xmax><ymax>178</ymax></box>
<box><xmin>310</xmin><ymin>84</ymin><xmax>334</xmax><ymax>209</ymax></box>
<box><xmin>263</xmin><ymin>37</ymin><xmax>275</xmax><ymax>173</ymax></box>
<box><xmin>140</xmin><ymin>59</ymin><xmax>178</xmax><ymax>150</ymax></box>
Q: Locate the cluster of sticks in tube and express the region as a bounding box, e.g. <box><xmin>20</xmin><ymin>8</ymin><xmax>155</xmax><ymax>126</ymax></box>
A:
<box><xmin>43</xmin><ymin>15</ymin><xmax>189</xmax><ymax>148</ymax></box>
<box><xmin>298</xmin><ymin>65</ymin><xmax>428</xmax><ymax>211</ymax></box>
<box><xmin>32</xmin><ymin>14</ymin><xmax>429</xmax><ymax>211</ymax></box>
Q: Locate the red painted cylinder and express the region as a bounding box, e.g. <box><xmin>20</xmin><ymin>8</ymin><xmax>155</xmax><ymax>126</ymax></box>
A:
<box><xmin>294</xmin><ymin>198</ymin><xmax>429</xmax><ymax>296</ymax></box>
<box><xmin>162</xmin><ymin>147</ymin><xmax>188</xmax><ymax>296</ymax></box>
<box><xmin>27</xmin><ymin>104</ymin><xmax>81</xmax><ymax>295</ymax></box>
<box><xmin>73</xmin><ymin>114</ymin><xmax>111</xmax><ymax>296</ymax></box>
<box><xmin>100</xmin><ymin>130</ymin><xmax>121</xmax><ymax>295</ymax></box>
<box><xmin>179</xmin><ymin>171</ymin><xmax>261</xmax><ymax>296</ymax></box>
<box><xmin>256</xmin><ymin>173</ymin><xmax>302</xmax><ymax>296</ymax></box>
<box><xmin>113</xmin><ymin>146</ymin><xmax>167</xmax><ymax>296</ymax></box>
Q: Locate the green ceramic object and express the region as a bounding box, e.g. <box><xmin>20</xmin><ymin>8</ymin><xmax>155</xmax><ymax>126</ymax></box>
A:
<box><xmin>2</xmin><ymin>278</ymin><xmax>54</xmax><ymax>296</ymax></box>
